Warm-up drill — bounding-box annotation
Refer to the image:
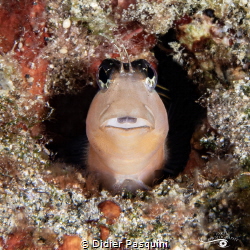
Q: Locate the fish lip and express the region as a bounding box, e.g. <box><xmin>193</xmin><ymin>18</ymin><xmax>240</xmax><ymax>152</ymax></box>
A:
<box><xmin>101</xmin><ymin>117</ymin><xmax>153</xmax><ymax>130</ymax></box>
<box><xmin>104</xmin><ymin>126</ymin><xmax>151</xmax><ymax>131</ymax></box>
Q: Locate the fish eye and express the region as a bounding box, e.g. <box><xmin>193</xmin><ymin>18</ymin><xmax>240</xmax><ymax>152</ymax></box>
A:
<box><xmin>97</xmin><ymin>59</ymin><xmax>121</xmax><ymax>90</ymax></box>
<box><xmin>131</xmin><ymin>59</ymin><xmax>157</xmax><ymax>91</ymax></box>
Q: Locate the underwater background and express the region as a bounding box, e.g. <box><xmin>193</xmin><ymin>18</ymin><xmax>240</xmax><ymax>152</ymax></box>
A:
<box><xmin>0</xmin><ymin>0</ymin><xmax>249</xmax><ymax>249</ymax></box>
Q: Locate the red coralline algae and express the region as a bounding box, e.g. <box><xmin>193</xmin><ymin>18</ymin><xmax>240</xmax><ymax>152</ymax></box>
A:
<box><xmin>99</xmin><ymin>225</ymin><xmax>110</xmax><ymax>241</ymax></box>
<box><xmin>58</xmin><ymin>235</ymin><xmax>82</xmax><ymax>250</ymax></box>
<box><xmin>3</xmin><ymin>231</ymin><xmax>34</xmax><ymax>250</ymax></box>
<box><xmin>0</xmin><ymin>0</ymin><xmax>48</xmax><ymax>96</ymax></box>
<box><xmin>184</xmin><ymin>150</ymin><xmax>205</xmax><ymax>176</ymax></box>
<box><xmin>174</xmin><ymin>14</ymin><xmax>192</xmax><ymax>27</ymax></box>
<box><xmin>2</xmin><ymin>227</ymin><xmax>59</xmax><ymax>249</ymax></box>
<box><xmin>0</xmin><ymin>237</ymin><xmax>3</xmax><ymax>248</ymax></box>
<box><xmin>117</xmin><ymin>0</ymin><xmax>136</xmax><ymax>10</ymax></box>
<box><xmin>98</xmin><ymin>200</ymin><xmax>121</xmax><ymax>225</ymax></box>
<box><xmin>107</xmin><ymin>0</ymin><xmax>136</xmax><ymax>15</ymax></box>
<box><xmin>102</xmin><ymin>0</ymin><xmax>136</xmax><ymax>17</ymax></box>
<box><xmin>114</xmin><ymin>22</ymin><xmax>157</xmax><ymax>55</ymax></box>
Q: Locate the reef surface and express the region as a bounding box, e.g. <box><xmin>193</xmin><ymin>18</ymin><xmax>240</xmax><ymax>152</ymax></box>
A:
<box><xmin>0</xmin><ymin>0</ymin><xmax>249</xmax><ymax>249</ymax></box>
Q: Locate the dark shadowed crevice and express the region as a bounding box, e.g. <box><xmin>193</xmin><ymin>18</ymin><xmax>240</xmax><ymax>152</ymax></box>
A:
<box><xmin>43</xmin><ymin>85</ymin><xmax>98</xmax><ymax>166</ymax></box>
<box><xmin>154</xmin><ymin>29</ymin><xmax>206</xmax><ymax>180</ymax></box>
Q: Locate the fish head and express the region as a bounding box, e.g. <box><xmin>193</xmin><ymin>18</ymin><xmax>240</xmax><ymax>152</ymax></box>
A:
<box><xmin>86</xmin><ymin>58</ymin><xmax>169</xmax><ymax>187</ymax></box>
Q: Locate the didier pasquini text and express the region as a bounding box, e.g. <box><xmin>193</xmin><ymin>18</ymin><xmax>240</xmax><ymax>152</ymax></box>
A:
<box><xmin>81</xmin><ymin>239</ymin><xmax>170</xmax><ymax>249</ymax></box>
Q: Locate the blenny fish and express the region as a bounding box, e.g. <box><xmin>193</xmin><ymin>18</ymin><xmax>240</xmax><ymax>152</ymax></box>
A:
<box><xmin>86</xmin><ymin>58</ymin><xmax>169</xmax><ymax>191</ymax></box>
<box><xmin>45</xmin><ymin>32</ymin><xmax>203</xmax><ymax>192</ymax></box>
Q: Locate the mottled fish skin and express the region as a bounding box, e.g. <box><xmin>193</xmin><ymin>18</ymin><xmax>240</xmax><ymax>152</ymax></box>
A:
<box><xmin>86</xmin><ymin>59</ymin><xmax>169</xmax><ymax>191</ymax></box>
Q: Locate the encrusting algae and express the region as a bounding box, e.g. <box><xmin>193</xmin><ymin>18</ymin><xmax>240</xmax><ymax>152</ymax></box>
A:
<box><xmin>0</xmin><ymin>0</ymin><xmax>249</xmax><ymax>249</ymax></box>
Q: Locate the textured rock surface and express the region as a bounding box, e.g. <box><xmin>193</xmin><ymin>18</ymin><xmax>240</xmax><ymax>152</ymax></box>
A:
<box><xmin>0</xmin><ymin>0</ymin><xmax>249</xmax><ymax>249</ymax></box>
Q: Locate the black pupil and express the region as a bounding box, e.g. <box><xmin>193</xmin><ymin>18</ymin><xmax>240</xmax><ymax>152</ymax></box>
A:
<box><xmin>147</xmin><ymin>66</ymin><xmax>155</xmax><ymax>79</ymax></box>
<box><xmin>99</xmin><ymin>67</ymin><xmax>109</xmax><ymax>84</ymax></box>
<box><xmin>131</xmin><ymin>59</ymin><xmax>156</xmax><ymax>79</ymax></box>
<box><xmin>97</xmin><ymin>59</ymin><xmax>121</xmax><ymax>88</ymax></box>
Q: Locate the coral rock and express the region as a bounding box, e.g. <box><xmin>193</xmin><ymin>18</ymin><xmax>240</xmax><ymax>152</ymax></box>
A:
<box><xmin>4</xmin><ymin>231</ymin><xmax>33</xmax><ymax>250</ymax></box>
<box><xmin>98</xmin><ymin>200</ymin><xmax>121</xmax><ymax>224</ymax></box>
<box><xmin>0</xmin><ymin>237</ymin><xmax>3</xmax><ymax>247</ymax></box>
<box><xmin>58</xmin><ymin>235</ymin><xmax>82</xmax><ymax>250</ymax></box>
<box><xmin>99</xmin><ymin>225</ymin><xmax>110</xmax><ymax>241</ymax></box>
<box><xmin>0</xmin><ymin>0</ymin><xmax>48</xmax><ymax>96</ymax></box>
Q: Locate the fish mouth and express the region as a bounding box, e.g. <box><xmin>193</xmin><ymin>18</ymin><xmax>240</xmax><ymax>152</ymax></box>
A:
<box><xmin>101</xmin><ymin>116</ymin><xmax>152</xmax><ymax>130</ymax></box>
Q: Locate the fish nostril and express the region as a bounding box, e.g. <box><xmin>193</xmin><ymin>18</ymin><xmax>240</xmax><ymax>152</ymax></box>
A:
<box><xmin>117</xmin><ymin>116</ymin><xmax>137</xmax><ymax>123</ymax></box>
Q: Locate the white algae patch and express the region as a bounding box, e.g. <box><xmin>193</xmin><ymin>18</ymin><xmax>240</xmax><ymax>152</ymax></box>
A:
<box><xmin>0</xmin><ymin>57</ymin><xmax>16</xmax><ymax>94</ymax></box>
<box><xmin>206</xmin><ymin>82</ymin><xmax>250</xmax><ymax>161</ymax></box>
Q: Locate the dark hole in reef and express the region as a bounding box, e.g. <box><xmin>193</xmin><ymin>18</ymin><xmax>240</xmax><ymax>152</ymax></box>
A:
<box><xmin>43</xmin><ymin>28</ymin><xmax>205</xmax><ymax>186</ymax></box>
<box><xmin>153</xmin><ymin>28</ymin><xmax>206</xmax><ymax>181</ymax></box>
<box><xmin>43</xmin><ymin>85</ymin><xmax>98</xmax><ymax>166</ymax></box>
